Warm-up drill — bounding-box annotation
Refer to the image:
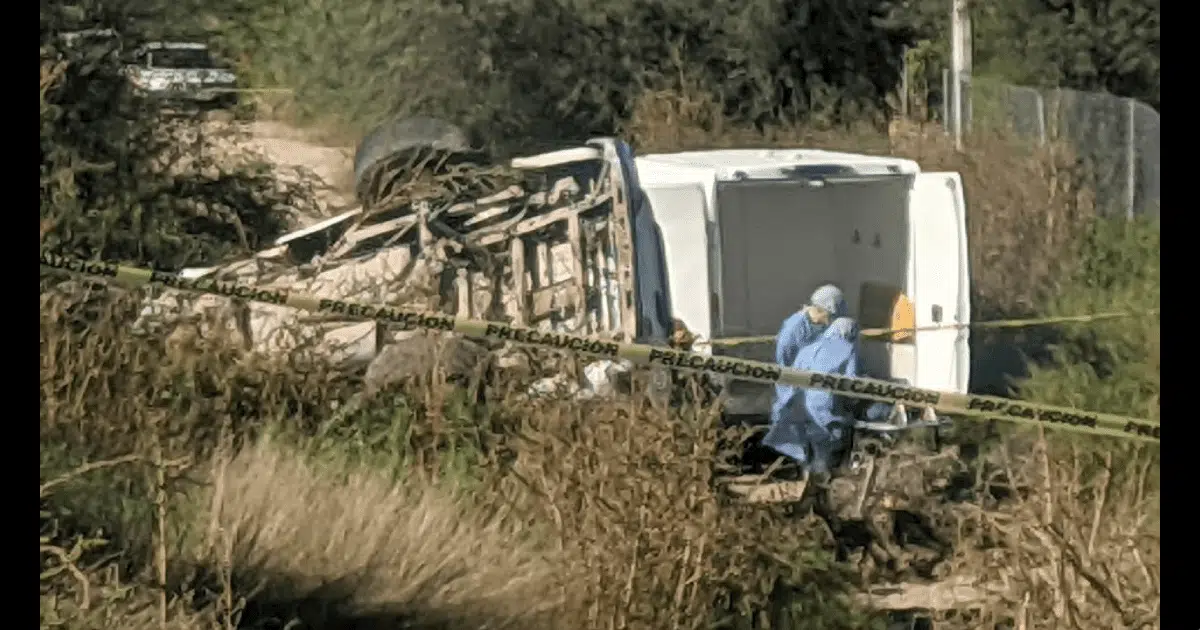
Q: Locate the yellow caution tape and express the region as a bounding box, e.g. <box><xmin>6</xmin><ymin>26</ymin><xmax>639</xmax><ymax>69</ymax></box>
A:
<box><xmin>713</xmin><ymin>311</ymin><xmax>1161</xmax><ymax>347</ymax></box>
<box><xmin>40</xmin><ymin>252</ymin><xmax>1160</xmax><ymax>444</ymax></box>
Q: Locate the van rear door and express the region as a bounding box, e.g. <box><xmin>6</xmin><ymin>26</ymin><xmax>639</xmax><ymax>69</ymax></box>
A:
<box><xmin>642</xmin><ymin>184</ymin><xmax>712</xmax><ymax>348</ymax></box>
<box><xmin>909</xmin><ymin>172</ymin><xmax>970</xmax><ymax>394</ymax></box>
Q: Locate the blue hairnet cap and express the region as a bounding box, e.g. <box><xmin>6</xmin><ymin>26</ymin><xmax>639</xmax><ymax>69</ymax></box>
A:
<box><xmin>827</xmin><ymin>316</ymin><xmax>859</xmax><ymax>340</ymax></box>
<box><xmin>810</xmin><ymin>284</ymin><xmax>847</xmax><ymax>318</ymax></box>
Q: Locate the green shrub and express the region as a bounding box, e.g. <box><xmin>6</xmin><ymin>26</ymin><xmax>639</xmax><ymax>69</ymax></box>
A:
<box><xmin>1018</xmin><ymin>218</ymin><xmax>1159</xmax><ymax>421</ymax></box>
<box><xmin>216</xmin><ymin>0</ymin><xmax>911</xmax><ymax>153</ymax></box>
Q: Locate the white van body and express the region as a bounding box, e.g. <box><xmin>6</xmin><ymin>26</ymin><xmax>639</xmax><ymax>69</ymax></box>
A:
<box><xmin>634</xmin><ymin>149</ymin><xmax>971</xmax><ymax>416</ymax></box>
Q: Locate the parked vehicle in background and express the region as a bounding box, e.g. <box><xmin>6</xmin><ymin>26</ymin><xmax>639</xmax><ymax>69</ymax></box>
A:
<box><xmin>125</xmin><ymin>41</ymin><xmax>238</xmax><ymax>109</ymax></box>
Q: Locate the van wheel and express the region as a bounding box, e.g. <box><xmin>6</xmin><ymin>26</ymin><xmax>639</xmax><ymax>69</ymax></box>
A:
<box><xmin>353</xmin><ymin>117</ymin><xmax>474</xmax><ymax>203</ymax></box>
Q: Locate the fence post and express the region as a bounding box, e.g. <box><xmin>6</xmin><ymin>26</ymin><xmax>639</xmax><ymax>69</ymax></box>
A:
<box><xmin>941</xmin><ymin>69</ymin><xmax>950</xmax><ymax>134</ymax></box>
<box><xmin>1126</xmin><ymin>98</ymin><xmax>1137</xmax><ymax>221</ymax></box>
<box><xmin>1035</xmin><ymin>91</ymin><xmax>1047</xmax><ymax>146</ymax></box>
<box><xmin>965</xmin><ymin>77</ymin><xmax>973</xmax><ymax>132</ymax></box>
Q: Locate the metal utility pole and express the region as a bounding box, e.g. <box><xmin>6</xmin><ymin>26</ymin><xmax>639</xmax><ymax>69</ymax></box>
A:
<box><xmin>949</xmin><ymin>0</ymin><xmax>969</xmax><ymax>150</ymax></box>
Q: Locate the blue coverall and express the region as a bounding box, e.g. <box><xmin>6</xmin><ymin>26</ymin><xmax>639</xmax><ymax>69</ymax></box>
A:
<box><xmin>764</xmin><ymin>317</ymin><xmax>861</xmax><ymax>474</ymax></box>
<box><xmin>770</xmin><ymin>310</ymin><xmax>825</xmax><ymax>429</ymax></box>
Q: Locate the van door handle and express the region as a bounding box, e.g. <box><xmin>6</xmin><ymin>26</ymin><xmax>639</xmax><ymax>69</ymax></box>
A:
<box><xmin>931</xmin><ymin>304</ymin><xmax>943</xmax><ymax>323</ymax></box>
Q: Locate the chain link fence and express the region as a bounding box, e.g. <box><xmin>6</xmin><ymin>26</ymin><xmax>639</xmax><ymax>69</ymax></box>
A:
<box><xmin>941</xmin><ymin>73</ymin><xmax>1160</xmax><ymax>220</ymax></box>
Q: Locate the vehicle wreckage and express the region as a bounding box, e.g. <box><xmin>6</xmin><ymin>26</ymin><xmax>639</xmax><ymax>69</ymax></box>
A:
<box><xmin>134</xmin><ymin>132</ymin><xmax>677</xmax><ymax>398</ymax></box>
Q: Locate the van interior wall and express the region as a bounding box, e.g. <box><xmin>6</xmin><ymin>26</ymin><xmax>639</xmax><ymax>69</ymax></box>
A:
<box><xmin>715</xmin><ymin>178</ymin><xmax>907</xmax><ymax>380</ymax></box>
<box><xmin>830</xmin><ymin>178</ymin><xmax>910</xmax><ymax>382</ymax></box>
<box><xmin>715</xmin><ymin>181</ymin><xmax>835</xmax><ymax>340</ymax></box>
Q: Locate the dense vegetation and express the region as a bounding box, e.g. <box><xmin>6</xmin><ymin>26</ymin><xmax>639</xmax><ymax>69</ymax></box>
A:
<box><xmin>89</xmin><ymin>0</ymin><xmax>1160</xmax><ymax>145</ymax></box>
<box><xmin>894</xmin><ymin>0</ymin><xmax>1159</xmax><ymax>109</ymax></box>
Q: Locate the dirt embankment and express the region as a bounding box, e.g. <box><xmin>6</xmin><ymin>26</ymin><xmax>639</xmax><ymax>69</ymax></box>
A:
<box><xmin>243</xmin><ymin>121</ymin><xmax>355</xmax><ymax>197</ymax></box>
<box><xmin>202</xmin><ymin>118</ymin><xmax>358</xmax><ymax>227</ymax></box>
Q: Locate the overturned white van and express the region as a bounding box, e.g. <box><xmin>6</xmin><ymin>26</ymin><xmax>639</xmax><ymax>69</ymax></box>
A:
<box><xmin>635</xmin><ymin>149</ymin><xmax>971</xmax><ymax>416</ymax></box>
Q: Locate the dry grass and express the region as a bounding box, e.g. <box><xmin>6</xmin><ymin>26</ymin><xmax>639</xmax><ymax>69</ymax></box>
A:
<box><xmin>206</xmin><ymin>439</ymin><xmax>579</xmax><ymax>630</ymax></box>
<box><xmin>838</xmin><ymin>432</ymin><xmax>1160</xmax><ymax>629</ymax></box>
<box><xmin>39</xmin><ymin>278</ymin><xmax>1159</xmax><ymax>630</ymax></box>
<box><xmin>965</xmin><ymin>438</ymin><xmax>1159</xmax><ymax>629</ymax></box>
<box><xmin>39</xmin><ymin>289</ymin><xmax>867</xmax><ymax>630</ymax></box>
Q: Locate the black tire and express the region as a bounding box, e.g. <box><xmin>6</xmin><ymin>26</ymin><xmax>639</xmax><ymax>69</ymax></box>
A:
<box><xmin>352</xmin><ymin>117</ymin><xmax>472</xmax><ymax>192</ymax></box>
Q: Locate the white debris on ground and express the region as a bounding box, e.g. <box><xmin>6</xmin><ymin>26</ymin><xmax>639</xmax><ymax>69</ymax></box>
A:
<box><xmin>525</xmin><ymin>358</ymin><xmax>633</xmax><ymax>400</ymax></box>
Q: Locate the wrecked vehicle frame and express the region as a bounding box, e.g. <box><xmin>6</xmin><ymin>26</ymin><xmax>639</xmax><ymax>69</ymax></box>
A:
<box><xmin>135</xmin><ymin>137</ymin><xmax>675</xmax><ymax>396</ymax></box>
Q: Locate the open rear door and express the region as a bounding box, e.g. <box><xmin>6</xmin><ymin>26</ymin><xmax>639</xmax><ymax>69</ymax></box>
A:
<box><xmin>909</xmin><ymin>173</ymin><xmax>970</xmax><ymax>394</ymax></box>
<box><xmin>642</xmin><ymin>184</ymin><xmax>711</xmax><ymax>347</ymax></box>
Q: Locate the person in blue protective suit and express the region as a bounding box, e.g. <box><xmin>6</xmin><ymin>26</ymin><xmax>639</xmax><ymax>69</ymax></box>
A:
<box><xmin>770</xmin><ymin>284</ymin><xmax>848</xmax><ymax>430</ymax></box>
<box><xmin>763</xmin><ymin>315</ymin><xmax>862</xmax><ymax>476</ymax></box>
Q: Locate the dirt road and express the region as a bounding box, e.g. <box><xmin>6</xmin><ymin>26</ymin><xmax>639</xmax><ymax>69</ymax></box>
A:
<box><xmin>207</xmin><ymin>119</ymin><xmax>358</xmax><ymax>226</ymax></box>
<box><xmin>244</xmin><ymin>121</ymin><xmax>355</xmax><ymax>197</ymax></box>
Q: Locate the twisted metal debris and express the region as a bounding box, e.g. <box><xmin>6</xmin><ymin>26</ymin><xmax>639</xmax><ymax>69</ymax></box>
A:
<box><xmin>136</xmin><ymin>142</ymin><xmax>639</xmax><ymax>386</ymax></box>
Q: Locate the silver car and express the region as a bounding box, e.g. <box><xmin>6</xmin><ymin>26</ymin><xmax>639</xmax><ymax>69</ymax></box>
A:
<box><xmin>125</xmin><ymin>41</ymin><xmax>238</xmax><ymax>108</ymax></box>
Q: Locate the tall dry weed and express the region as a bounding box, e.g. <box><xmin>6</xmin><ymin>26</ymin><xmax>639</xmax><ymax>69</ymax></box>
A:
<box><xmin>207</xmin><ymin>439</ymin><xmax>578</xmax><ymax>630</ymax></box>
<box><xmin>484</xmin><ymin>397</ymin><xmax>867</xmax><ymax>630</ymax></box>
<box><xmin>938</xmin><ymin>437</ymin><xmax>1159</xmax><ymax>629</ymax></box>
<box><xmin>844</xmin><ymin>431</ymin><xmax>1159</xmax><ymax>630</ymax></box>
<box><xmin>40</xmin><ymin>290</ymin><xmax>869</xmax><ymax>629</ymax></box>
